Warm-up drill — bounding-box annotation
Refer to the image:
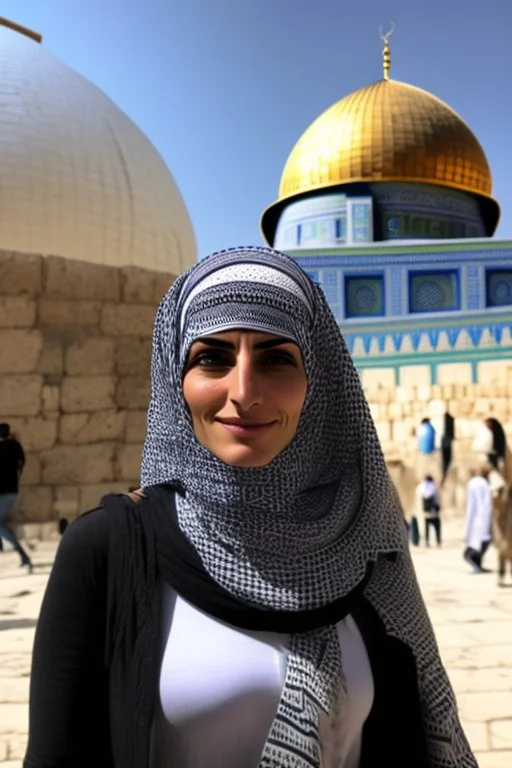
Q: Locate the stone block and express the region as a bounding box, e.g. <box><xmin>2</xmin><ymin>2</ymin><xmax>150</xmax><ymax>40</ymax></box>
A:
<box><xmin>42</xmin><ymin>384</ymin><xmax>61</xmax><ymax>414</ymax></box>
<box><xmin>37</xmin><ymin>335</ymin><xmax>64</xmax><ymax>375</ymax></box>
<box><xmin>39</xmin><ymin>298</ymin><xmax>102</xmax><ymax>327</ymax></box>
<box><xmin>22</xmin><ymin>452</ymin><xmax>41</xmax><ymax>485</ymax></box>
<box><xmin>448</xmin><ymin>398</ymin><xmax>471</xmax><ymax>417</ymax></box>
<box><xmin>15</xmin><ymin>486</ymin><xmax>54</xmax><ymax>523</ymax></box>
<box><xmin>78</xmin><ymin>482</ymin><xmax>130</xmax><ymax>514</ymax></box>
<box><xmin>0</xmin><ymin>295</ymin><xmax>37</xmax><ymax>327</ymax></box>
<box><xmin>388</xmin><ymin>402</ymin><xmax>403</xmax><ymax>419</ymax></box>
<box><xmin>54</xmin><ymin>486</ymin><xmax>80</xmax><ymax>519</ymax></box>
<box><xmin>392</xmin><ymin>421</ymin><xmax>414</xmax><ymax>443</ymax></box>
<box><xmin>0</xmin><ymin>250</ymin><xmax>43</xmax><ymax>295</ymax></box>
<box><xmin>60</xmin><ymin>410</ymin><xmax>126</xmax><ymax>444</ymax></box>
<box><xmin>11</xmin><ymin>416</ymin><xmax>58</xmax><ymax>451</ymax></box>
<box><xmin>473</xmin><ymin>398</ymin><xmax>490</xmax><ymax>417</ymax></box>
<box><xmin>125</xmin><ymin>410</ymin><xmax>148</xmax><ymax>442</ymax></box>
<box><xmin>374</xmin><ymin>420</ymin><xmax>391</xmax><ymax>442</ymax></box>
<box><xmin>65</xmin><ymin>337</ymin><xmax>115</xmax><ymax>376</ymax></box>
<box><xmin>40</xmin><ymin>443</ymin><xmax>115</xmax><ymax>484</ymax></box>
<box><xmin>121</xmin><ymin>266</ymin><xmax>156</xmax><ymax>304</ymax></box>
<box><xmin>101</xmin><ymin>303</ymin><xmax>155</xmax><ymax>338</ymax></box>
<box><xmin>437</xmin><ymin>362</ymin><xmax>472</xmax><ymax>386</ymax></box>
<box><xmin>153</xmin><ymin>272</ymin><xmax>177</xmax><ymax>303</ymax></box>
<box><xmin>0</xmin><ymin>329</ymin><xmax>43</xmax><ymax>373</ymax></box>
<box><xmin>0</xmin><ymin>375</ymin><xmax>42</xmax><ymax>416</ymax></box>
<box><xmin>427</xmin><ymin>399</ymin><xmax>446</xmax><ymax>417</ymax></box>
<box><xmin>116</xmin><ymin>443</ymin><xmax>143</xmax><ymax>480</ymax></box>
<box><xmin>453</xmin><ymin>383</ymin><xmax>466</xmax><ymax>400</ymax></box>
<box><xmin>361</xmin><ymin>367</ymin><xmax>396</xmax><ymax>390</ymax></box>
<box><xmin>116</xmin><ymin>375</ymin><xmax>150</xmax><ymax>410</ymax></box>
<box><xmin>376</xmin><ymin>389</ymin><xmax>392</xmax><ymax>404</ymax></box>
<box><xmin>416</xmin><ymin>386</ymin><xmax>431</xmax><ymax>402</ymax></box>
<box><xmin>114</xmin><ymin>337</ymin><xmax>152</xmax><ymax>376</ymax></box>
<box><xmin>490</xmin><ymin>398</ymin><xmax>508</xmax><ymax>418</ymax></box>
<box><xmin>368</xmin><ymin>403</ymin><xmax>381</xmax><ymax>421</ymax></box>
<box><xmin>44</xmin><ymin>255</ymin><xmax>120</xmax><ymax>301</ymax></box>
<box><xmin>61</xmin><ymin>376</ymin><xmax>115</xmax><ymax>413</ymax></box>
<box><xmin>395</xmin><ymin>386</ymin><xmax>415</xmax><ymax>404</ymax></box>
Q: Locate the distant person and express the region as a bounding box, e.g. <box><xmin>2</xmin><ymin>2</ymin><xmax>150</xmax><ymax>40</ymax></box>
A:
<box><xmin>464</xmin><ymin>466</ymin><xmax>493</xmax><ymax>573</ymax></box>
<box><xmin>440</xmin><ymin>411</ymin><xmax>455</xmax><ymax>485</ymax></box>
<box><xmin>418</xmin><ymin>475</ymin><xmax>441</xmax><ymax>547</ymax></box>
<box><xmin>484</xmin><ymin>417</ymin><xmax>507</xmax><ymax>470</ymax></box>
<box><xmin>0</xmin><ymin>423</ymin><xmax>33</xmax><ymax>571</ymax></box>
<box><xmin>417</xmin><ymin>417</ymin><xmax>436</xmax><ymax>455</ymax></box>
<box><xmin>489</xmin><ymin>467</ymin><xmax>512</xmax><ymax>587</ymax></box>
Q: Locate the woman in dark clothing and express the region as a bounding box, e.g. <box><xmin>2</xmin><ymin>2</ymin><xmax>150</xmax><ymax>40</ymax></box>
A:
<box><xmin>485</xmin><ymin>417</ymin><xmax>507</xmax><ymax>469</ymax></box>
<box><xmin>24</xmin><ymin>247</ymin><xmax>476</xmax><ymax>768</ymax></box>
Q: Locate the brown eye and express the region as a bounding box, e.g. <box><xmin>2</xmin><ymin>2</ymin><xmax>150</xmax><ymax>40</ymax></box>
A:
<box><xmin>191</xmin><ymin>350</ymin><xmax>231</xmax><ymax>368</ymax></box>
<box><xmin>262</xmin><ymin>351</ymin><xmax>297</xmax><ymax>366</ymax></box>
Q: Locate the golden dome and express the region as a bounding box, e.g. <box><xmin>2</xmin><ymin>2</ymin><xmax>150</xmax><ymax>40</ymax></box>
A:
<box><xmin>262</xmin><ymin>77</ymin><xmax>499</xmax><ymax>243</ymax></box>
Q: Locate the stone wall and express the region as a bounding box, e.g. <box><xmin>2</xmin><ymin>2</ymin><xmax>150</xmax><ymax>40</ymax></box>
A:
<box><xmin>0</xmin><ymin>250</ymin><xmax>176</xmax><ymax>536</ymax></box>
<box><xmin>2</xmin><ymin>248</ymin><xmax>511</xmax><ymax>533</ymax></box>
<box><xmin>363</xmin><ymin>364</ymin><xmax>512</xmax><ymax>519</ymax></box>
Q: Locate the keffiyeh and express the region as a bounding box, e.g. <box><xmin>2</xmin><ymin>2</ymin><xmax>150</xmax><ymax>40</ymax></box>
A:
<box><xmin>141</xmin><ymin>246</ymin><xmax>476</xmax><ymax>767</ymax></box>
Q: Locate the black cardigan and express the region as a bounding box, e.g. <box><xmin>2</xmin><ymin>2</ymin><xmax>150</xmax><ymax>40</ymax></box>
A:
<box><xmin>24</xmin><ymin>490</ymin><xmax>429</xmax><ymax>768</ymax></box>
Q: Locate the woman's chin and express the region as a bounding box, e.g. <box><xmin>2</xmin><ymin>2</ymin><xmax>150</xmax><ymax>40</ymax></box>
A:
<box><xmin>212</xmin><ymin>444</ymin><xmax>279</xmax><ymax>469</ymax></box>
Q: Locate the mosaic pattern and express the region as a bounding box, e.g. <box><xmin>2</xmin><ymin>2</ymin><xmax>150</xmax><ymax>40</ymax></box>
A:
<box><xmin>345</xmin><ymin>275</ymin><xmax>385</xmax><ymax>318</ymax></box>
<box><xmin>344</xmin><ymin>318</ymin><xmax>512</xmax><ymax>358</ymax></box>
<box><xmin>486</xmin><ymin>269</ymin><xmax>512</xmax><ymax>308</ymax></box>
<box><xmin>409</xmin><ymin>270</ymin><xmax>460</xmax><ymax>313</ymax></box>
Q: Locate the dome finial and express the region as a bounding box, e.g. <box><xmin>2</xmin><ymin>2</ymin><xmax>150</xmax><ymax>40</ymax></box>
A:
<box><xmin>379</xmin><ymin>23</ymin><xmax>395</xmax><ymax>80</ymax></box>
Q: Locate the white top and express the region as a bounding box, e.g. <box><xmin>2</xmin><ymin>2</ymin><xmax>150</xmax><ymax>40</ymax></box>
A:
<box><xmin>150</xmin><ymin>583</ymin><xmax>374</xmax><ymax>768</ymax></box>
<box><xmin>466</xmin><ymin>476</ymin><xmax>493</xmax><ymax>550</ymax></box>
<box><xmin>417</xmin><ymin>479</ymin><xmax>440</xmax><ymax>517</ymax></box>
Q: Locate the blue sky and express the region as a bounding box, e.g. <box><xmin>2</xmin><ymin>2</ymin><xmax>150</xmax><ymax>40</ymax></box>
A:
<box><xmin>3</xmin><ymin>0</ymin><xmax>511</xmax><ymax>258</ymax></box>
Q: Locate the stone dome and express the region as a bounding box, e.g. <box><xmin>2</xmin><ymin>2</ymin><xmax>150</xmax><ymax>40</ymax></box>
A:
<box><xmin>262</xmin><ymin>77</ymin><xmax>499</xmax><ymax>244</ymax></box>
<box><xmin>0</xmin><ymin>20</ymin><xmax>196</xmax><ymax>273</ymax></box>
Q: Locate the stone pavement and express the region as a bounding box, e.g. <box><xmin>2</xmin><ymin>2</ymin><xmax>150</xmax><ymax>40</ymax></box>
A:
<box><xmin>0</xmin><ymin>523</ymin><xmax>511</xmax><ymax>767</ymax></box>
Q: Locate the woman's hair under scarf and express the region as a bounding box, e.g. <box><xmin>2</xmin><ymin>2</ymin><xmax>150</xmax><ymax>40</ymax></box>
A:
<box><xmin>141</xmin><ymin>246</ymin><xmax>476</xmax><ymax>768</ymax></box>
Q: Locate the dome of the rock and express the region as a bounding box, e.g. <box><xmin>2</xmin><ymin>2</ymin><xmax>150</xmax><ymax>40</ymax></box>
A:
<box><xmin>0</xmin><ymin>19</ymin><xmax>196</xmax><ymax>272</ymax></box>
<box><xmin>262</xmin><ymin>74</ymin><xmax>499</xmax><ymax>244</ymax></box>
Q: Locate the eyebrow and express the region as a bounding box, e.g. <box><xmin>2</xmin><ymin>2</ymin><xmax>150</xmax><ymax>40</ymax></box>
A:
<box><xmin>192</xmin><ymin>336</ymin><xmax>297</xmax><ymax>351</ymax></box>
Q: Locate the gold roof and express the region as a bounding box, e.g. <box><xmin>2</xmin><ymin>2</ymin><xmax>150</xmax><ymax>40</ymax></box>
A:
<box><xmin>280</xmin><ymin>78</ymin><xmax>492</xmax><ymax>198</ymax></box>
<box><xmin>262</xmin><ymin>76</ymin><xmax>499</xmax><ymax>243</ymax></box>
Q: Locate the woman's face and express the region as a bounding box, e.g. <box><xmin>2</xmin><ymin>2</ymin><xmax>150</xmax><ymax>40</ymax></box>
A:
<box><xmin>182</xmin><ymin>330</ymin><xmax>308</xmax><ymax>467</ymax></box>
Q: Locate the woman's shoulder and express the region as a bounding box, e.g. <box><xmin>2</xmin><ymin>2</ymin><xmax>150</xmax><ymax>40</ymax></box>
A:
<box><xmin>60</xmin><ymin>485</ymin><xmax>177</xmax><ymax>557</ymax></box>
<box><xmin>60</xmin><ymin>490</ymin><xmax>144</xmax><ymax>549</ymax></box>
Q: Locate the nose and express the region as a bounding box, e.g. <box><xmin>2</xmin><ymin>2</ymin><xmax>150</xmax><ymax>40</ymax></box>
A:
<box><xmin>228</xmin><ymin>353</ymin><xmax>263</xmax><ymax>411</ymax></box>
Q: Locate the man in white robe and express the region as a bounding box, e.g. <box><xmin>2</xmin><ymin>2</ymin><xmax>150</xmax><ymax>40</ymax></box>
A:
<box><xmin>464</xmin><ymin>466</ymin><xmax>493</xmax><ymax>573</ymax></box>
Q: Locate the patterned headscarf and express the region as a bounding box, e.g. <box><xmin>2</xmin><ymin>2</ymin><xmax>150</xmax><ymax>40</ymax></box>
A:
<box><xmin>141</xmin><ymin>246</ymin><xmax>476</xmax><ymax>768</ymax></box>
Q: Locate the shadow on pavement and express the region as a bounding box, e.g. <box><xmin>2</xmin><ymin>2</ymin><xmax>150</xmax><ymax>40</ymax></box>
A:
<box><xmin>0</xmin><ymin>617</ymin><xmax>37</xmax><ymax>631</ymax></box>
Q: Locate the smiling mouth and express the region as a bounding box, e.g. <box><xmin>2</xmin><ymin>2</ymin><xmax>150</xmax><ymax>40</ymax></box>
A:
<box><xmin>215</xmin><ymin>418</ymin><xmax>277</xmax><ymax>435</ymax></box>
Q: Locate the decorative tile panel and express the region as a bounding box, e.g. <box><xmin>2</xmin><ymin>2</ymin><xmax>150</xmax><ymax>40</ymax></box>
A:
<box><xmin>408</xmin><ymin>269</ymin><xmax>460</xmax><ymax>313</ymax></box>
<box><xmin>344</xmin><ymin>274</ymin><xmax>385</xmax><ymax>318</ymax></box>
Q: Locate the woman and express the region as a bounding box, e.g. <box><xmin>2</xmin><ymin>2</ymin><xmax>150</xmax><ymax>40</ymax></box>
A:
<box><xmin>24</xmin><ymin>246</ymin><xmax>476</xmax><ymax>767</ymax></box>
